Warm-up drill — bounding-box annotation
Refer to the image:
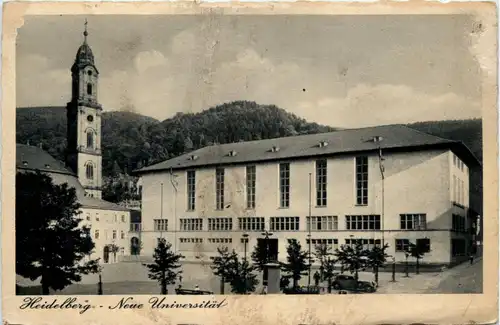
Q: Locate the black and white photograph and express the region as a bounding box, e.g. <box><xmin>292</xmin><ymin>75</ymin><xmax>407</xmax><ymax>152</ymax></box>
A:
<box><xmin>12</xmin><ymin>10</ymin><xmax>491</xmax><ymax>299</ymax></box>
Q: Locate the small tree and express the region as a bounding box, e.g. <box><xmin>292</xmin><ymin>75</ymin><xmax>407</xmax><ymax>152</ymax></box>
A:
<box><xmin>143</xmin><ymin>238</ymin><xmax>183</xmax><ymax>294</ymax></box>
<box><xmin>314</xmin><ymin>243</ymin><xmax>336</xmax><ymax>293</ymax></box>
<box><xmin>108</xmin><ymin>244</ymin><xmax>120</xmax><ymax>263</ymax></box>
<box><xmin>210</xmin><ymin>246</ymin><xmax>234</xmax><ymax>294</ymax></box>
<box><xmin>227</xmin><ymin>257</ymin><xmax>259</xmax><ymax>294</ymax></box>
<box><xmin>334</xmin><ymin>241</ymin><xmax>367</xmax><ymax>284</ymax></box>
<box><xmin>250</xmin><ymin>240</ymin><xmax>269</xmax><ymax>271</ymax></box>
<box><xmin>16</xmin><ymin>171</ymin><xmax>100</xmax><ymax>295</ymax></box>
<box><xmin>365</xmin><ymin>243</ymin><xmax>390</xmax><ymax>285</ymax></box>
<box><xmin>280</xmin><ymin>239</ymin><xmax>309</xmax><ymax>289</ymax></box>
<box><xmin>407</xmin><ymin>241</ymin><xmax>428</xmax><ymax>275</ymax></box>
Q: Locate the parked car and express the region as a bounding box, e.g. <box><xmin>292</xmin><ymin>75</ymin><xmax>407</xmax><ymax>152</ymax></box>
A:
<box><xmin>332</xmin><ymin>275</ymin><xmax>376</xmax><ymax>293</ymax></box>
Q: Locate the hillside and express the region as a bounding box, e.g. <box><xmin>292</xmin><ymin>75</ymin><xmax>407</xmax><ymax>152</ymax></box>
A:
<box><xmin>16</xmin><ymin>104</ymin><xmax>483</xmax><ymax>208</ymax></box>
<box><xmin>16</xmin><ymin>101</ymin><xmax>335</xmax><ymax>176</ymax></box>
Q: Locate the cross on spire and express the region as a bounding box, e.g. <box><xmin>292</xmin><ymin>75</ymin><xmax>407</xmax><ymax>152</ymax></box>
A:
<box><xmin>83</xmin><ymin>19</ymin><xmax>88</xmax><ymax>43</ymax></box>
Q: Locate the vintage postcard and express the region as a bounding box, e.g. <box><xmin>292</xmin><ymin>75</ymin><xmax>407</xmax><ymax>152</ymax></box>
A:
<box><xmin>2</xmin><ymin>1</ymin><xmax>498</xmax><ymax>324</ymax></box>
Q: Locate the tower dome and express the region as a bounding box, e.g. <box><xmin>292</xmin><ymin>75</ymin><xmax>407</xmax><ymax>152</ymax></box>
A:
<box><xmin>71</xmin><ymin>19</ymin><xmax>97</xmax><ymax>72</ymax></box>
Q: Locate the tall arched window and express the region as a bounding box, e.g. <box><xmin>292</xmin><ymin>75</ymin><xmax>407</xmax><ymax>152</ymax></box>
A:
<box><xmin>87</xmin><ymin>131</ymin><xmax>94</xmax><ymax>148</ymax></box>
<box><xmin>87</xmin><ymin>83</ymin><xmax>92</xmax><ymax>95</ymax></box>
<box><xmin>86</xmin><ymin>163</ymin><xmax>94</xmax><ymax>180</ymax></box>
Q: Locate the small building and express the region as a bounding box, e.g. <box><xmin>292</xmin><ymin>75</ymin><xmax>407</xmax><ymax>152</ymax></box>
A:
<box><xmin>16</xmin><ymin>144</ymin><xmax>131</xmax><ymax>263</ymax></box>
<box><xmin>134</xmin><ymin>125</ymin><xmax>481</xmax><ymax>267</ymax></box>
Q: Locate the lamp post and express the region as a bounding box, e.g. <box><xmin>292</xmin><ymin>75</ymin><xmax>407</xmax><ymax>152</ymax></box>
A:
<box><xmin>261</xmin><ymin>230</ymin><xmax>273</xmax><ymax>286</ymax></box>
<box><xmin>242</xmin><ymin>233</ymin><xmax>249</xmax><ymax>294</ymax></box>
<box><xmin>242</xmin><ymin>233</ymin><xmax>249</xmax><ymax>261</ymax></box>
<box><xmin>404</xmin><ymin>252</ymin><xmax>410</xmax><ymax>277</ymax></box>
<box><xmin>391</xmin><ymin>257</ymin><xmax>396</xmax><ymax>282</ymax></box>
<box><xmin>307</xmin><ymin>173</ymin><xmax>312</xmax><ymax>288</ymax></box>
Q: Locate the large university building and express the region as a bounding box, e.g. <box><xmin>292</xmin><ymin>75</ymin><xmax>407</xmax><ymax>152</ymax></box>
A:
<box><xmin>16</xmin><ymin>24</ymin><xmax>131</xmax><ymax>266</ymax></box>
<box><xmin>135</xmin><ymin>125</ymin><xmax>481</xmax><ymax>266</ymax></box>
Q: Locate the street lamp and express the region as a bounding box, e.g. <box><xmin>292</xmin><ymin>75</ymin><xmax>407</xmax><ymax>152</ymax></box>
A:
<box><xmin>261</xmin><ymin>230</ymin><xmax>273</xmax><ymax>286</ymax></box>
<box><xmin>242</xmin><ymin>233</ymin><xmax>249</xmax><ymax>262</ymax></box>
<box><xmin>404</xmin><ymin>252</ymin><xmax>410</xmax><ymax>277</ymax></box>
<box><xmin>391</xmin><ymin>256</ymin><xmax>396</xmax><ymax>282</ymax></box>
<box><xmin>307</xmin><ymin>172</ymin><xmax>312</xmax><ymax>288</ymax></box>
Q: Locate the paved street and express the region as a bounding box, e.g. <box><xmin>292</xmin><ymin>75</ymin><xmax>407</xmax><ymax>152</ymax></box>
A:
<box><xmin>18</xmin><ymin>257</ymin><xmax>483</xmax><ymax>295</ymax></box>
<box><xmin>425</xmin><ymin>258</ymin><xmax>482</xmax><ymax>294</ymax></box>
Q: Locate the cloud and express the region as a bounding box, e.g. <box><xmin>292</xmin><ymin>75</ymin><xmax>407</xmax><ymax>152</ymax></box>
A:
<box><xmin>296</xmin><ymin>84</ymin><xmax>481</xmax><ymax>128</ymax></box>
<box><xmin>17</xmin><ymin>29</ymin><xmax>481</xmax><ymax>128</ymax></box>
<box><xmin>17</xmin><ymin>54</ymin><xmax>71</xmax><ymax>107</ymax></box>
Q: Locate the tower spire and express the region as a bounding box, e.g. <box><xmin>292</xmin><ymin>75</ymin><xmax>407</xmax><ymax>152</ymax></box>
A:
<box><xmin>83</xmin><ymin>19</ymin><xmax>88</xmax><ymax>44</ymax></box>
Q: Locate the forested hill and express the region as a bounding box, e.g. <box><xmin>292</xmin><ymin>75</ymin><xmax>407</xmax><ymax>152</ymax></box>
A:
<box><xmin>16</xmin><ymin>101</ymin><xmax>335</xmax><ymax>176</ymax></box>
<box><xmin>407</xmin><ymin>119</ymin><xmax>482</xmax><ymax>163</ymax></box>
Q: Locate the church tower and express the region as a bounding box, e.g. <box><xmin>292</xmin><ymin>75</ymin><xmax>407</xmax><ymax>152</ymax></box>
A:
<box><xmin>66</xmin><ymin>20</ymin><xmax>103</xmax><ymax>199</ymax></box>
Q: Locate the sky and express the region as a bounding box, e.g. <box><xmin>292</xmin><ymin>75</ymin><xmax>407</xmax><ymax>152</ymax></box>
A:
<box><xmin>16</xmin><ymin>14</ymin><xmax>482</xmax><ymax>128</ymax></box>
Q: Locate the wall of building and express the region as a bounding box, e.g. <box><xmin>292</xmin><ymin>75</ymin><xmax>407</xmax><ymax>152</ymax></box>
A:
<box><xmin>81</xmin><ymin>207</ymin><xmax>130</xmax><ymax>263</ymax></box>
<box><xmin>139</xmin><ymin>148</ymin><xmax>472</xmax><ymax>265</ymax></box>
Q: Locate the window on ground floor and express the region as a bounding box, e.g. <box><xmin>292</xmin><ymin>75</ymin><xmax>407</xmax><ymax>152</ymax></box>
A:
<box><xmin>345</xmin><ymin>238</ymin><xmax>381</xmax><ymax>250</ymax></box>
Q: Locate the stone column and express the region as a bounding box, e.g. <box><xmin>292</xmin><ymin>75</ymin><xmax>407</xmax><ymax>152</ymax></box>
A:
<box><xmin>264</xmin><ymin>262</ymin><xmax>281</xmax><ymax>294</ymax></box>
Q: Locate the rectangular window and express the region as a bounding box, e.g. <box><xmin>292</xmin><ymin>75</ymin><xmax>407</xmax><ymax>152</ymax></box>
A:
<box><xmin>130</xmin><ymin>223</ymin><xmax>141</xmax><ymax>232</ymax></box>
<box><xmin>453</xmin><ymin>175</ymin><xmax>457</xmax><ymax>202</ymax></box>
<box><xmin>180</xmin><ymin>218</ymin><xmax>203</xmax><ymax>231</ymax></box>
<box><xmin>316</xmin><ymin>159</ymin><xmax>327</xmax><ymax>207</ymax></box>
<box><xmin>306</xmin><ymin>238</ymin><xmax>338</xmax><ymax>251</ymax></box>
<box><xmin>270</xmin><ymin>216</ymin><xmax>300</xmax><ymax>231</ymax></box>
<box><xmin>279</xmin><ymin>163</ymin><xmax>290</xmax><ymax>208</ymax></box>
<box><xmin>112</xmin><ymin>230</ymin><xmax>117</xmax><ymax>239</ymax></box>
<box><xmin>355</xmin><ymin>156</ymin><xmax>368</xmax><ymax>205</ymax></box>
<box><xmin>187</xmin><ymin>170</ymin><xmax>196</xmax><ymax>211</ymax></box>
<box><xmin>208</xmin><ymin>238</ymin><xmax>233</xmax><ymax>244</ymax></box>
<box><xmin>94</xmin><ymin>229</ymin><xmax>99</xmax><ymax>239</ymax></box>
<box><xmin>179</xmin><ymin>238</ymin><xmax>203</xmax><ymax>244</ymax></box>
<box><xmin>453</xmin><ymin>154</ymin><xmax>457</xmax><ymax>166</ymax></box>
<box><xmin>345</xmin><ymin>238</ymin><xmax>381</xmax><ymax>250</ymax></box>
<box><xmin>238</xmin><ymin>217</ymin><xmax>265</xmax><ymax>231</ymax></box>
<box><xmin>246</xmin><ymin>166</ymin><xmax>256</xmax><ymax>209</ymax></box>
<box><xmin>452</xmin><ymin>239</ymin><xmax>467</xmax><ymax>256</ymax></box>
<box><xmin>345</xmin><ymin>215</ymin><xmax>381</xmax><ymax>230</ymax></box>
<box><xmin>154</xmin><ymin>219</ymin><xmax>168</xmax><ymax>231</ymax></box>
<box><xmin>208</xmin><ymin>217</ymin><xmax>233</xmax><ymax>231</ymax></box>
<box><xmin>416</xmin><ymin>238</ymin><xmax>431</xmax><ymax>253</ymax></box>
<box><xmin>399</xmin><ymin>214</ymin><xmax>427</xmax><ymax>230</ymax></box>
<box><xmin>452</xmin><ymin>214</ymin><xmax>466</xmax><ymax>232</ymax></box>
<box><xmin>306</xmin><ymin>216</ymin><xmax>338</xmax><ymax>231</ymax></box>
<box><xmin>121</xmin><ymin>215</ymin><xmax>126</xmax><ymax>222</ymax></box>
<box><xmin>120</xmin><ymin>231</ymin><xmax>125</xmax><ymax>239</ymax></box>
<box><xmin>216</xmin><ymin>168</ymin><xmax>225</xmax><ymax>210</ymax></box>
<box><xmin>395</xmin><ymin>239</ymin><xmax>410</xmax><ymax>252</ymax></box>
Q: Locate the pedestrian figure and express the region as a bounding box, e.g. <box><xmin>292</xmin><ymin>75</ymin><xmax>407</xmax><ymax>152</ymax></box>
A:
<box><xmin>469</xmin><ymin>254</ymin><xmax>474</xmax><ymax>265</ymax></box>
<box><xmin>313</xmin><ymin>271</ymin><xmax>321</xmax><ymax>287</ymax></box>
<box><xmin>194</xmin><ymin>285</ymin><xmax>200</xmax><ymax>291</ymax></box>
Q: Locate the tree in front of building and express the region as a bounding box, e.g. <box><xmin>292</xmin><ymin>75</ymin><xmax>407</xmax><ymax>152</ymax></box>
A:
<box><xmin>16</xmin><ymin>171</ymin><xmax>100</xmax><ymax>295</ymax></box>
<box><xmin>108</xmin><ymin>244</ymin><xmax>121</xmax><ymax>263</ymax></box>
<box><xmin>365</xmin><ymin>243</ymin><xmax>390</xmax><ymax>285</ymax></box>
<box><xmin>280</xmin><ymin>239</ymin><xmax>309</xmax><ymax>289</ymax></box>
<box><xmin>334</xmin><ymin>241</ymin><xmax>367</xmax><ymax>286</ymax></box>
<box><xmin>250</xmin><ymin>240</ymin><xmax>268</xmax><ymax>272</ymax></box>
<box><xmin>407</xmin><ymin>240</ymin><xmax>429</xmax><ymax>275</ymax></box>
<box><xmin>210</xmin><ymin>246</ymin><xmax>234</xmax><ymax>294</ymax></box>
<box><xmin>227</xmin><ymin>257</ymin><xmax>259</xmax><ymax>294</ymax></box>
<box><xmin>143</xmin><ymin>238</ymin><xmax>183</xmax><ymax>294</ymax></box>
<box><xmin>314</xmin><ymin>243</ymin><xmax>337</xmax><ymax>293</ymax></box>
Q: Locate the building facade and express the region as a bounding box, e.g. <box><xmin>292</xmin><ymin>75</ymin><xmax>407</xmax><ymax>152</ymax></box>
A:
<box><xmin>16</xmin><ymin>144</ymin><xmax>131</xmax><ymax>264</ymax></box>
<box><xmin>135</xmin><ymin>125</ymin><xmax>480</xmax><ymax>266</ymax></box>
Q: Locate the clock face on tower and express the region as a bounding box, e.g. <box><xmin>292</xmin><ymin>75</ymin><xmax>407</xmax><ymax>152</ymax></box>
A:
<box><xmin>87</xmin><ymin>115</ymin><xmax>94</xmax><ymax>122</ymax></box>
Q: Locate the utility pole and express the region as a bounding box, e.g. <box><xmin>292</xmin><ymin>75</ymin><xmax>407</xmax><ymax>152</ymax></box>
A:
<box><xmin>307</xmin><ymin>172</ymin><xmax>312</xmax><ymax>288</ymax></box>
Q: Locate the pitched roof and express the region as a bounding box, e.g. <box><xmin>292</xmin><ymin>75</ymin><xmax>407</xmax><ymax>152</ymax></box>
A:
<box><xmin>16</xmin><ymin>144</ymin><xmax>129</xmax><ymax>212</ymax></box>
<box><xmin>135</xmin><ymin>125</ymin><xmax>480</xmax><ymax>174</ymax></box>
